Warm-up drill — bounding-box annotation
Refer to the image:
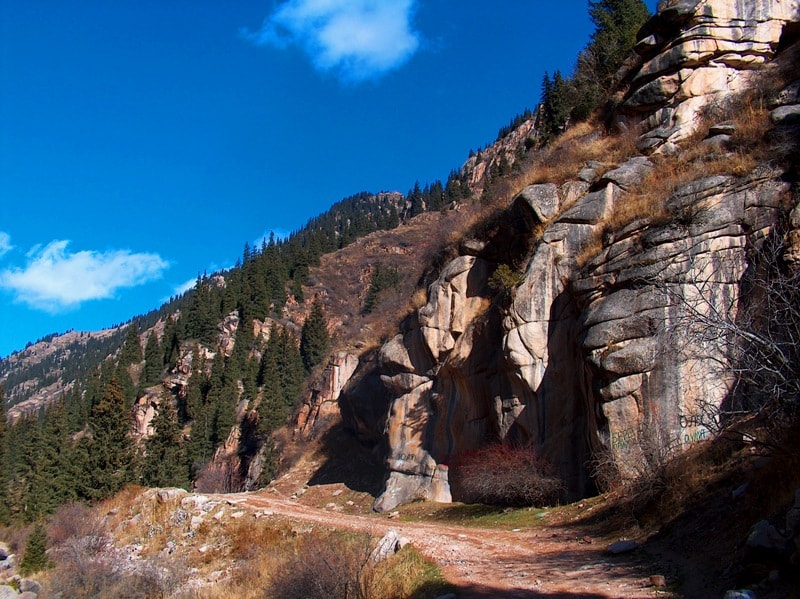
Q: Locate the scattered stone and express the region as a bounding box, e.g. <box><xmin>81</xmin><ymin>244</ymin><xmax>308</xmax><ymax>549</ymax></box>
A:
<box><xmin>606</xmin><ymin>540</ymin><xmax>638</xmax><ymax>555</ymax></box>
<box><xmin>724</xmin><ymin>590</ymin><xmax>756</xmax><ymax>599</ymax></box>
<box><xmin>18</xmin><ymin>579</ymin><xmax>41</xmax><ymax>595</ymax></box>
<box><xmin>0</xmin><ymin>543</ymin><xmax>9</xmax><ymax>561</ymax></box>
<box><xmin>649</xmin><ymin>574</ymin><xmax>667</xmax><ymax>588</ymax></box>
<box><xmin>0</xmin><ymin>586</ymin><xmax>17</xmax><ymax>599</ymax></box>
<box><xmin>230</xmin><ymin>511</ymin><xmax>245</xmax><ymax>519</ymax></box>
<box><xmin>213</xmin><ymin>509</ymin><xmax>225</xmax><ymax>521</ymax></box>
<box><xmin>770</xmin><ymin>105</ymin><xmax>800</xmax><ymax>126</ymax></box>
<box><xmin>346</xmin><ymin>501</ymin><xmax>355</xmax><ymax>506</ymax></box>
<box><xmin>157</xmin><ymin>488</ymin><xmax>186</xmax><ymax>503</ymax></box>
<box><xmin>747</xmin><ymin>520</ymin><xmax>787</xmax><ymax>553</ymax></box>
<box><xmin>596</xmin><ymin>157</ymin><xmax>653</xmax><ymax>191</ymax></box>
<box><xmin>732</xmin><ymin>482</ymin><xmax>749</xmax><ymax>499</ymax></box>
<box><xmin>198</xmin><ymin>545</ymin><xmax>210</xmax><ymax>554</ymax></box>
<box><xmin>709</xmin><ymin>122</ymin><xmax>737</xmax><ymax>136</ymax></box>
<box><xmin>371</xmin><ymin>530</ymin><xmax>403</xmax><ymax>563</ymax></box>
<box><xmin>388</xmin><ymin>511</ymin><xmax>400</xmax><ymax>519</ymax></box>
<box><xmin>190</xmin><ymin>516</ymin><xmax>204</xmax><ymax>529</ymax></box>
<box><xmin>332</xmin><ymin>489</ymin><xmax>343</xmax><ymax>497</ymax></box>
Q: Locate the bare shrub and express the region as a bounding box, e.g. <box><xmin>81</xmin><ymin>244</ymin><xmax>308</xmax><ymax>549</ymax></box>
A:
<box><xmin>265</xmin><ymin>529</ymin><xmax>376</xmax><ymax>599</ymax></box>
<box><xmin>48</xmin><ymin>501</ymin><xmax>106</xmax><ymax>549</ymax></box>
<box><xmin>591</xmin><ymin>415</ymin><xmax>681</xmax><ymax>509</ymax></box>
<box><xmin>659</xmin><ymin>235</ymin><xmax>800</xmax><ymax>438</ymax></box>
<box><xmin>46</xmin><ymin>501</ymin><xmax>185</xmax><ymax>599</ymax></box>
<box><xmin>449</xmin><ymin>443</ymin><xmax>564</xmax><ymax>507</ymax></box>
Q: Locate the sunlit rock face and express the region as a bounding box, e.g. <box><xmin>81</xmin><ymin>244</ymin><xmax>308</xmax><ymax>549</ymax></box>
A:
<box><xmin>327</xmin><ymin>0</ymin><xmax>800</xmax><ymax>511</ymax></box>
<box><xmin>367</xmin><ymin>159</ymin><xmax>790</xmax><ymax>511</ymax></box>
<box><xmin>617</xmin><ymin>0</ymin><xmax>800</xmax><ymax>152</ymax></box>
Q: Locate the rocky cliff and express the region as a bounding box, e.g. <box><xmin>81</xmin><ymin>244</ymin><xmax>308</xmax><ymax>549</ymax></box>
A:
<box><xmin>299</xmin><ymin>0</ymin><xmax>800</xmax><ymax>511</ymax></box>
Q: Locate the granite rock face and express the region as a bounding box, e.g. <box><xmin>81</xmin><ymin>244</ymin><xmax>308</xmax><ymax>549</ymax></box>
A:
<box><xmin>323</xmin><ymin>0</ymin><xmax>800</xmax><ymax>511</ymax></box>
<box><xmin>617</xmin><ymin>0</ymin><xmax>800</xmax><ymax>152</ymax></box>
<box><xmin>364</xmin><ymin>156</ymin><xmax>790</xmax><ymax>510</ymax></box>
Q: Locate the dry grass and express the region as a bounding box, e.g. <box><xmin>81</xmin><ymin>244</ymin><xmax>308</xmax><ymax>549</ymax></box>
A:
<box><xmin>575</xmin><ymin>92</ymin><xmax>774</xmax><ymax>268</ymax></box>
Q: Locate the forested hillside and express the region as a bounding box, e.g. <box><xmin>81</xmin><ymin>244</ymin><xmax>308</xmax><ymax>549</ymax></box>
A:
<box><xmin>1</xmin><ymin>0</ymin><xmax>657</xmax><ymax>524</ymax></box>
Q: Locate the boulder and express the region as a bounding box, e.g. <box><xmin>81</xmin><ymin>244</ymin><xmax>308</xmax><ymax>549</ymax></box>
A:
<box><xmin>517</xmin><ymin>184</ymin><xmax>560</xmax><ymax>222</ymax></box>
<box><xmin>747</xmin><ymin>519</ymin><xmax>787</xmax><ymax>553</ymax></box>
<box><xmin>0</xmin><ymin>587</ymin><xmax>18</xmax><ymax>599</ymax></box>
<box><xmin>607</xmin><ymin>540</ymin><xmax>638</xmax><ymax>554</ymax></box>
<box><xmin>770</xmin><ymin>104</ymin><xmax>800</xmax><ymax>125</ymax></box>
<box><xmin>17</xmin><ymin>580</ymin><xmax>40</xmax><ymax>595</ymax></box>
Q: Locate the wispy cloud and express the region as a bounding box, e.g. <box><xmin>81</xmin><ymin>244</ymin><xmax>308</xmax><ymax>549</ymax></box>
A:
<box><xmin>0</xmin><ymin>240</ymin><xmax>168</xmax><ymax>312</ymax></box>
<box><xmin>0</xmin><ymin>232</ymin><xmax>12</xmax><ymax>259</ymax></box>
<box><xmin>244</xmin><ymin>0</ymin><xmax>420</xmax><ymax>83</ymax></box>
<box><xmin>254</xmin><ymin>228</ymin><xmax>291</xmax><ymax>248</ymax></box>
<box><xmin>171</xmin><ymin>276</ymin><xmax>198</xmax><ymax>299</ymax></box>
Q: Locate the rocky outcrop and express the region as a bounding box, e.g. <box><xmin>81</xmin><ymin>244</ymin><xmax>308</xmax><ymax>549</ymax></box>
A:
<box><xmin>296</xmin><ymin>351</ymin><xmax>360</xmax><ymax>439</ymax></box>
<box><xmin>617</xmin><ymin>0</ymin><xmax>800</xmax><ymax>152</ymax></box>
<box><xmin>364</xmin><ymin>147</ymin><xmax>791</xmax><ymax>509</ymax></box>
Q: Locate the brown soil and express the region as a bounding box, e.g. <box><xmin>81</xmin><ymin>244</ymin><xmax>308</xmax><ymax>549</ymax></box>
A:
<box><xmin>216</xmin><ymin>489</ymin><xmax>671</xmax><ymax>599</ymax></box>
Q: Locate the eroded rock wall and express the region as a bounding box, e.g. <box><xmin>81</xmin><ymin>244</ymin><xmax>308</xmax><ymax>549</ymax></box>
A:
<box><xmin>619</xmin><ymin>0</ymin><xmax>800</xmax><ymax>152</ymax></box>
<box><xmin>332</xmin><ymin>0</ymin><xmax>800</xmax><ymax>511</ymax></box>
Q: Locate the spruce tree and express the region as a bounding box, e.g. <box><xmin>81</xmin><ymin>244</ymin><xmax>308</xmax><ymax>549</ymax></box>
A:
<box><xmin>118</xmin><ymin>324</ymin><xmax>143</xmax><ymax>367</ymax></box>
<box><xmin>300</xmin><ymin>298</ymin><xmax>330</xmax><ymax>371</ymax></box>
<box><xmin>0</xmin><ymin>386</ymin><xmax>8</xmax><ymax>524</ymax></box>
<box><xmin>19</xmin><ymin>522</ymin><xmax>51</xmax><ymax>575</ymax></box>
<box><xmin>83</xmin><ymin>377</ymin><xmax>135</xmax><ymax>500</ymax></box>
<box><xmin>142</xmin><ymin>329</ymin><xmax>162</xmax><ymax>386</ymax></box>
<box><xmin>162</xmin><ymin>315</ymin><xmax>181</xmax><ymax>370</ymax></box>
<box><xmin>142</xmin><ymin>393</ymin><xmax>189</xmax><ymax>489</ymax></box>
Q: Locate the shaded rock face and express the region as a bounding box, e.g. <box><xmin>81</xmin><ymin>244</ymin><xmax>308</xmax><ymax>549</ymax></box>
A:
<box><xmin>362</xmin><ymin>154</ymin><xmax>790</xmax><ymax>510</ymax></box>
<box><xmin>330</xmin><ymin>2</ymin><xmax>799</xmax><ymax>511</ymax></box>
<box><xmin>617</xmin><ymin>0</ymin><xmax>800</xmax><ymax>152</ymax></box>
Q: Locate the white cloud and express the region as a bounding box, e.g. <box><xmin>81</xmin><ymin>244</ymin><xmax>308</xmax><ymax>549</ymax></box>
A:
<box><xmin>0</xmin><ymin>232</ymin><xmax>12</xmax><ymax>258</ymax></box>
<box><xmin>245</xmin><ymin>0</ymin><xmax>420</xmax><ymax>83</ymax></box>
<box><xmin>0</xmin><ymin>240</ymin><xmax>169</xmax><ymax>312</ymax></box>
<box><xmin>172</xmin><ymin>276</ymin><xmax>198</xmax><ymax>298</ymax></box>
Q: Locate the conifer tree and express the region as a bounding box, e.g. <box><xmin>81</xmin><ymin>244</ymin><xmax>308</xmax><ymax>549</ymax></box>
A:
<box><xmin>142</xmin><ymin>393</ymin><xmax>189</xmax><ymax>489</ymax></box>
<box><xmin>19</xmin><ymin>522</ymin><xmax>51</xmax><ymax>575</ymax></box>
<box><xmin>300</xmin><ymin>298</ymin><xmax>330</xmax><ymax>371</ymax></box>
<box><xmin>82</xmin><ymin>377</ymin><xmax>135</xmax><ymax>500</ymax></box>
<box><xmin>184</xmin><ymin>346</ymin><xmax>206</xmax><ymax>422</ymax></box>
<box><xmin>118</xmin><ymin>324</ymin><xmax>143</xmax><ymax>367</ymax></box>
<box><xmin>142</xmin><ymin>329</ymin><xmax>162</xmax><ymax>386</ymax></box>
<box><xmin>571</xmin><ymin>0</ymin><xmax>650</xmax><ymax>119</ymax></box>
<box><xmin>27</xmin><ymin>402</ymin><xmax>79</xmax><ymax>518</ymax></box>
<box><xmin>0</xmin><ymin>386</ymin><xmax>9</xmax><ymax>524</ymax></box>
<box><xmin>162</xmin><ymin>315</ymin><xmax>181</xmax><ymax>370</ymax></box>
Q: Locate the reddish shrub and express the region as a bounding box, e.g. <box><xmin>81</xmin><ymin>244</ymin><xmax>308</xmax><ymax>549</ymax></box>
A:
<box><xmin>449</xmin><ymin>443</ymin><xmax>564</xmax><ymax>507</ymax></box>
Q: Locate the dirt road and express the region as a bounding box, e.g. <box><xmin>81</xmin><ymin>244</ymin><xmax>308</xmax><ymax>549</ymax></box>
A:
<box><xmin>223</xmin><ymin>492</ymin><xmax>667</xmax><ymax>598</ymax></box>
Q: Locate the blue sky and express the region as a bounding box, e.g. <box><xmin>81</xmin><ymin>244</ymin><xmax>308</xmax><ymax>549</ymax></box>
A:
<box><xmin>0</xmin><ymin>1</ymin><xmax>657</xmax><ymax>358</ymax></box>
